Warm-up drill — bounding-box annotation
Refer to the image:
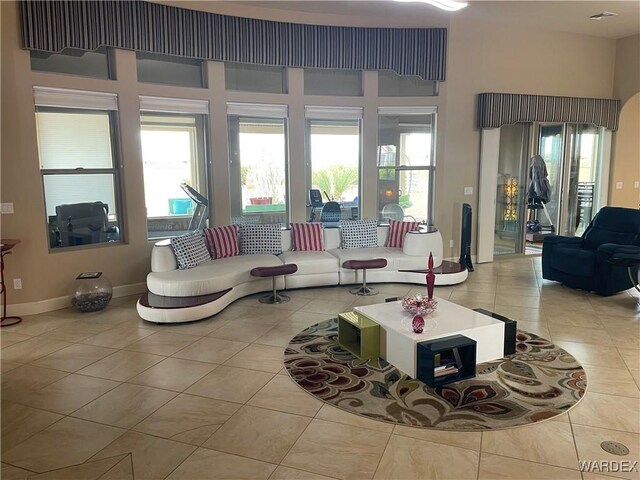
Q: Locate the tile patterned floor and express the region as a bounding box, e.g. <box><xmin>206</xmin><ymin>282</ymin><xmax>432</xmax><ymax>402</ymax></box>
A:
<box><xmin>1</xmin><ymin>257</ymin><xmax>639</xmax><ymax>479</ymax></box>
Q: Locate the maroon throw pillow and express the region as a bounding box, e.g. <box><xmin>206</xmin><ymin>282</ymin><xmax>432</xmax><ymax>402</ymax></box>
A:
<box><xmin>386</xmin><ymin>219</ymin><xmax>419</xmax><ymax>248</ymax></box>
<box><xmin>203</xmin><ymin>224</ymin><xmax>239</xmax><ymax>259</ymax></box>
<box><xmin>290</xmin><ymin>222</ymin><xmax>324</xmax><ymax>251</ymax></box>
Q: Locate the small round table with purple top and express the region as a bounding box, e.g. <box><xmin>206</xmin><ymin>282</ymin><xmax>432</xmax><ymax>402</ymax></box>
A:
<box><xmin>250</xmin><ymin>263</ymin><xmax>298</xmax><ymax>304</ymax></box>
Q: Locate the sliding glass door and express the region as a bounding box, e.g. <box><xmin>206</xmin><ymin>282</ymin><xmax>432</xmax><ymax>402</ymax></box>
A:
<box><xmin>562</xmin><ymin>124</ymin><xmax>602</xmax><ymax>236</ymax></box>
<box><xmin>536</xmin><ymin>123</ymin><xmax>604</xmax><ymax>239</ymax></box>
<box><xmin>537</xmin><ymin>124</ymin><xmax>564</xmax><ymax>232</ymax></box>
<box><xmin>489</xmin><ymin>122</ymin><xmax>605</xmax><ymax>258</ymax></box>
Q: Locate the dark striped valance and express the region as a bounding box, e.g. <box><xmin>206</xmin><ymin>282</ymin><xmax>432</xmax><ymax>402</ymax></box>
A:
<box><xmin>20</xmin><ymin>0</ymin><xmax>448</xmax><ymax>81</ymax></box>
<box><xmin>477</xmin><ymin>93</ymin><xmax>620</xmax><ymax>131</ymax></box>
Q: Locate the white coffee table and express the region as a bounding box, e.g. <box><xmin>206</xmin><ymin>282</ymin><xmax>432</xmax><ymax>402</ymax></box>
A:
<box><xmin>354</xmin><ymin>298</ymin><xmax>506</xmax><ymax>378</ymax></box>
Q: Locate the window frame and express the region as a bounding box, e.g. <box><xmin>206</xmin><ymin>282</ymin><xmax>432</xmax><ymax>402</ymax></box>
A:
<box><xmin>139</xmin><ymin>109</ymin><xmax>210</xmax><ymax>240</ymax></box>
<box><xmin>377</xmin><ymin>108</ymin><xmax>437</xmax><ymax>224</ymax></box>
<box><xmin>30</xmin><ymin>46</ymin><xmax>115</xmax><ymax>80</ymax></box>
<box><xmin>135</xmin><ymin>52</ymin><xmax>207</xmax><ymax>88</ymax></box>
<box><xmin>224</xmin><ymin>62</ymin><xmax>288</xmax><ymax>94</ymax></box>
<box><xmin>35</xmin><ymin>106</ymin><xmax>125</xmax><ymax>251</ymax></box>
<box><xmin>227</xmin><ymin>106</ymin><xmax>290</xmax><ymax>225</ymax></box>
<box><xmin>305</xmin><ymin>115</ymin><xmax>363</xmax><ymax>221</ymax></box>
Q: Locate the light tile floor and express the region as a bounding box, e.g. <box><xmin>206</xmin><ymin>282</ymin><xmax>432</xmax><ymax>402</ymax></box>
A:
<box><xmin>1</xmin><ymin>257</ymin><xmax>639</xmax><ymax>479</ymax></box>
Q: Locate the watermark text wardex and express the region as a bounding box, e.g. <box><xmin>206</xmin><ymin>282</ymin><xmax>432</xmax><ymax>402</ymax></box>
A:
<box><xmin>579</xmin><ymin>460</ymin><xmax>638</xmax><ymax>473</ymax></box>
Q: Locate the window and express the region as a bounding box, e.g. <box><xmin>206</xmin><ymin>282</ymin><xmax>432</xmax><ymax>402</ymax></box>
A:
<box><xmin>377</xmin><ymin>107</ymin><xmax>437</xmax><ymax>223</ymax></box>
<box><xmin>227</xmin><ymin>103</ymin><xmax>289</xmax><ymax>225</ymax></box>
<box><xmin>225</xmin><ymin>63</ymin><xmax>287</xmax><ymax>93</ymax></box>
<box><xmin>139</xmin><ymin>97</ymin><xmax>209</xmax><ymax>239</ymax></box>
<box><xmin>34</xmin><ymin>87</ymin><xmax>122</xmax><ymax>249</ymax></box>
<box><xmin>305</xmin><ymin>107</ymin><xmax>362</xmax><ymax>221</ymax></box>
<box><xmin>30</xmin><ymin>47</ymin><xmax>113</xmax><ymax>79</ymax></box>
<box><xmin>304</xmin><ymin>69</ymin><xmax>363</xmax><ymax>96</ymax></box>
<box><xmin>378</xmin><ymin>70</ymin><xmax>438</xmax><ymax>97</ymax></box>
<box><xmin>136</xmin><ymin>53</ymin><xmax>206</xmax><ymax>88</ymax></box>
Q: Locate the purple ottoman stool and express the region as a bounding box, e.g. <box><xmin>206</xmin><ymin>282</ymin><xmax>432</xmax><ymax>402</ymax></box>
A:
<box><xmin>250</xmin><ymin>263</ymin><xmax>298</xmax><ymax>304</ymax></box>
<box><xmin>342</xmin><ymin>258</ymin><xmax>387</xmax><ymax>296</ymax></box>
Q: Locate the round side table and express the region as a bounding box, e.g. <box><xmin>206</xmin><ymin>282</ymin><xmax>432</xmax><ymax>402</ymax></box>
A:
<box><xmin>1</xmin><ymin>239</ymin><xmax>22</xmax><ymax>327</ymax></box>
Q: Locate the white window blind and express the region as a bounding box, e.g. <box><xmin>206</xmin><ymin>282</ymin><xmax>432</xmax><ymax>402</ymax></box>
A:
<box><xmin>139</xmin><ymin>96</ymin><xmax>209</xmax><ymax>114</ymax></box>
<box><xmin>227</xmin><ymin>102</ymin><xmax>288</xmax><ymax>119</ymax></box>
<box><xmin>36</xmin><ymin>111</ymin><xmax>113</xmax><ymax>169</ymax></box>
<box><xmin>378</xmin><ymin>106</ymin><xmax>437</xmax><ymax>115</ymax></box>
<box><xmin>43</xmin><ymin>174</ymin><xmax>116</xmax><ymax>217</ymax></box>
<box><xmin>33</xmin><ymin>86</ymin><xmax>117</xmax><ymax>110</ymax></box>
<box><xmin>304</xmin><ymin>106</ymin><xmax>363</xmax><ymax>120</ymax></box>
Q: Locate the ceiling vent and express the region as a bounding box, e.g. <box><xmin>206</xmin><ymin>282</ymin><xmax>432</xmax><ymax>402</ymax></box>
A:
<box><xmin>590</xmin><ymin>11</ymin><xmax>618</xmax><ymax>20</ymax></box>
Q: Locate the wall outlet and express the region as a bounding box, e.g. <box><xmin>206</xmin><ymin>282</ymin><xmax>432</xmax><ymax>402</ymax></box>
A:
<box><xmin>13</xmin><ymin>278</ymin><xmax>22</xmax><ymax>290</ymax></box>
<box><xmin>634</xmin><ymin>181</ymin><xmax>639</xmax><ymax>189</ymax></box>
<box><xmin>1</xmin><ymin>203</ymin><xmax>14</xmax><ymax>214</ymax></box>
<box><xmin>449</xmin><ymin>239</ymin><xmax>455</xmax><ymax>248</ymax></box>
<box><xmin>615</xmin><ymin>181</ymin><xmax>623</xmax><ymax>189</ymax></box>
<box><xmin>463</xmin><ymin>186</ymin><xmax>473</xmax><ymax>195</ymax></box>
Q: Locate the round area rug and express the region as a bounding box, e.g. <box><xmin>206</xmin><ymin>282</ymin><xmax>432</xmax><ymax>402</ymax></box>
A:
<box><xmin>284</xmin><ymin>318</ymin><xmax>587</xmax><ymax>430</ymax></box>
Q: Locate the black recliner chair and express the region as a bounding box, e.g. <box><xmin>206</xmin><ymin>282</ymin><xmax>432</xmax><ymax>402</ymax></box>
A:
<box><xmin>542</xmin><ymin>206</ymin><xmax>640</xmax><ymax>296</ymax></box>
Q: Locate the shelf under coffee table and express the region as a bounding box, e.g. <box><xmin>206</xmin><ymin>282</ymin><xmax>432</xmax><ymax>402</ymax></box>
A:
<box><xmin>353</xmin><ymin>298</ymin><xmax>506</xmax><ymax>379</ymax></box>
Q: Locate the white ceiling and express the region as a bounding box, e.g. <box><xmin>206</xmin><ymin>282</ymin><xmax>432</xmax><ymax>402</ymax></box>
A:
<box><xmin>158</xmin><ymin>1</ymin><xmax>640</xmax><ymax>39</ymax></box>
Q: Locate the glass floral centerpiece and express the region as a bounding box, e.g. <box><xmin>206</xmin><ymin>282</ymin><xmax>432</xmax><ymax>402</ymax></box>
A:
<box><xmin>401</xmin><ymin>294</ymin><xmax>438</xmax><ymax>316</ymax></box>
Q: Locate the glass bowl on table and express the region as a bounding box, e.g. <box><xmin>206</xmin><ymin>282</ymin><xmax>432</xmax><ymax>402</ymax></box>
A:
<box><xmin>401</xmin><ymin>294</ymin><xmax>438</xmax><ymax>316</ymax></box>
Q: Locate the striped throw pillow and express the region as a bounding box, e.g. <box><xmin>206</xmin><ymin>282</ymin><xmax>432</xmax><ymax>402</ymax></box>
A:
<box><xmin>290</xmin><ymin>223</ymin><xmax>324</xmax><ymax>251</ymax></box>
<box><xmin>204</xmin><ymin>225</ymin><xmax>239</xmax><ymax>259</ymax></box>
<box><xmin>386</xmin><ymin>219</ymin><xmax>419</xmax><ymax>248</ymax></box>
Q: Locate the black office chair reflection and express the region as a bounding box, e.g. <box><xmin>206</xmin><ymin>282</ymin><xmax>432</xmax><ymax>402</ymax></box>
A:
<box><xmin>320</xmin><ymin>201</ymin><xmax>342</xmax><ymax>223</ymax></box>
<box><xmin>54</xmin><ymin>201</ymin><xmax>113</xmax><ymax>247</ymax></box>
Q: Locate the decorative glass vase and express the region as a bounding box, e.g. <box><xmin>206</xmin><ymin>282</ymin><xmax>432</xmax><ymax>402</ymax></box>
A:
<box><xmin>71</xmin><ymin>272</ymin><xmax>112</xmax><ymax>312</ymax></box>
<box><xmin>426</xmin><ymin>252</ymin><xmax>436</xmax><ymax>300</ymax></box>
<box><xmin>412</xmin><ymin>314</ymin><xmax>425</xmax><ymax>334</ymax></box>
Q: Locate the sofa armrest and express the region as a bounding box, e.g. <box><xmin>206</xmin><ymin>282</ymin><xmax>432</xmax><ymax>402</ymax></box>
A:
<box><xmin>598</xmin><ymin>243</ymin><xmax>640</xmax><ymax>262</ymax></box>
<box><xmin>402</xmin><ymin>229</ymin><xmax>443</xmax><ymax>267</ymax></box>
<box><xmin>151</xmin><ymin>240</ymin><xmax>178</xmax><ymax>272</ymax></box>
<box><xmin>542</xmin><ymin>235</ymin><xmax>584</xmax><ymax>280</ymax></box>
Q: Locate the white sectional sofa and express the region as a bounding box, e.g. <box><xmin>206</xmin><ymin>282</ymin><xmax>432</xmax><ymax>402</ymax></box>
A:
<box><xmin>137</xmin><ymin>226</ymin><xmax>467</xmax><ymax>324</ymax></box>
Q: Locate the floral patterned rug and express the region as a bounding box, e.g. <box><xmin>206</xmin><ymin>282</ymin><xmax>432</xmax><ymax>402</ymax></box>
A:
<box><xmin>284</xmin><ymin>318</ymin><xmax>587</xmax><ymax>430</ymax></box>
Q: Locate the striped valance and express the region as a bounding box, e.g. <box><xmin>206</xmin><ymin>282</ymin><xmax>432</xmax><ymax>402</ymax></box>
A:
<box><xmin>477</xmin><ymin>93</ymin><xmax>620</xmax><ymax>131</ymax></box>
<box><xmin>20</xmin><ymin>1</ymin><xmax>448</xmax><ymax>81</ymax></box>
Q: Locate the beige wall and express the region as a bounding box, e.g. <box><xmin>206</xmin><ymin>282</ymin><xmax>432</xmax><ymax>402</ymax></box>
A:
<box><xmin>613</xmin><ymin>34</ymin><xmax>640</xmax><ymax>104</ymax></box>
<box><xmin>610</xmin><ymin>34</ymin><xmax>640</xmax><ymax>207</ymax></box>
<box><xmin>440</xmin><ymin>17</ymin><xmax>616</xmax><ymax>253</ymax></box>
<box><xmin>0</xmin><ymin>1</ymin><xmax>629</xmax><ymax>311</ymax></box>
<box><xmin>610</xmin><ymin>93</ymin><xmax>640</xmax><ymax>208</ymax></box>
<box><xmin>1</xmin><ymin>3</ymin><xmax>153</xmax><ymax>309</ymax></box>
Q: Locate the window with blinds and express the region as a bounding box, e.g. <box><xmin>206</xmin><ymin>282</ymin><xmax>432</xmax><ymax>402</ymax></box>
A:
<box><xmin>139</xmin><ymin>96</ymin><xmax>210</xmax><ymax>239</ymax></box>
<box><xmin>34</xmin><ymin>87</ymin><xmax>123</xmax><ymax>250</ymax></box>
<box><xmin>305</xmin><ymin>106</ymin><xmax>363</xmax><ymax>222</ymax></box>
<box><xmin>377</xmin><ymin>106</ymin><xmax>437</xmax><ymax>224</ymax></box>
<box><xmin>227</xmin><ymin>103</ymin><xmax>289</xmax><ymax>225</ymax></box>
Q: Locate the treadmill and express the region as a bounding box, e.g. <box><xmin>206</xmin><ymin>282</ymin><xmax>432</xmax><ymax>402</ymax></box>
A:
<box><xmin>180</xmin><ymin>182</ymin><xmax>209</xmax><ymax>232</ymax></box>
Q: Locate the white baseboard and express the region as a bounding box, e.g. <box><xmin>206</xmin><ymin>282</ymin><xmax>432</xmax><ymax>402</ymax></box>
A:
<box><xmin>5</xmin><ymin>282</ymin><xmax>147</xmax><ymax>316</ymax></box>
